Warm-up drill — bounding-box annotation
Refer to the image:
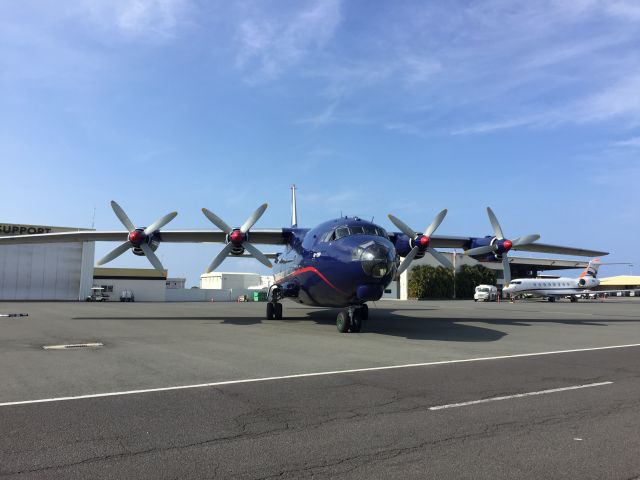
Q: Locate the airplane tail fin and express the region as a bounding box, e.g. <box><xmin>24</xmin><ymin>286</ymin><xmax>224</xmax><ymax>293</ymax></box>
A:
<box><xmin>291</xmin><ymin>184</ymin><xmax>298</xmax><ymax>228</ymax></box>
<box><xmin>580</xmin><ymin>258</ymin><xmax>601</xmax><ymax>278</ymax></box>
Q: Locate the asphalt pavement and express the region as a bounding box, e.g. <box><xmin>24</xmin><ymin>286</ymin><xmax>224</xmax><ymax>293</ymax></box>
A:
<box><xmin>1</xmin><ymin>299</ymin><xmax>640</xmax><ymax>479</ymax></box>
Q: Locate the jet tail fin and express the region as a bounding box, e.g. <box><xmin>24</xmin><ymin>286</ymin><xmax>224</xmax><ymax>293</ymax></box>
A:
<box><xmin>580</xmin><ymin>258</ymin><xmax>601</xmax><ymax>278</ymax></box>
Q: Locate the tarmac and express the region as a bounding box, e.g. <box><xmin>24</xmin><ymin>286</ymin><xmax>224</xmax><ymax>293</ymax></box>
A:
<box><xmin>1</xmin><ymin>298</ymin><xmax>640</xmax><ymax>479</ymax></box>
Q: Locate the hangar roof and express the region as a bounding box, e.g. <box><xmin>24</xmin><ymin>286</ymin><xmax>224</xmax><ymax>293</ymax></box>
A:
<box><xmin>599</xmin><ymin>276</ymin><xmax>640</xmax><ymax>286</ymax></box>
<box><xmin>93</xmin><ymin>267</ymin><xmax>167</xmax><ymax>280</ymax></box>
<box><xmin>474</xmin><ymin>256</ymin><xmax>589</xmax><ymax>271</ymax></box>
<box><xmin>0</xmin><ymin>222</ymin><xmax>92</xmax><ymax>236</ymax></box>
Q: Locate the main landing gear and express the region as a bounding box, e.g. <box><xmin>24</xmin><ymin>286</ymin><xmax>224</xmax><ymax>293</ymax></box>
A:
<box><xmin>266</xmin><ymin>285</ymin><xmax>283</xmax><ymax>320</ymax></box>
<box><xmin>336</xmin><ymin>304</ymin><xmax>368</xmax><ymax>333</ymax></box>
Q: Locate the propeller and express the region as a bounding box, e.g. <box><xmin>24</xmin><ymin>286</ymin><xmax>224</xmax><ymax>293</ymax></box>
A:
<box><xmin>97</xmin><ymin>201</ymin><xmax>177</xmax><ymax>271</ymax></box>
<box><xmin>464</xmin><ymin>207</ymin><xmax>540</xmax><ymax>284</ymax></box>
<box><xmin>388</xmin><ymin>208</ymin><xmax>452</xmax><ymax>275</ymax></box>
<box><xmin>202</xmin><ymin>203</ymin><xmax>272</xmax><ymax>273</ymax></box>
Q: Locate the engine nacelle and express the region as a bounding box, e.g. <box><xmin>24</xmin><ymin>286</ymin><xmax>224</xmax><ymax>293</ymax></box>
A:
<box><xmin>393</xmin><ymin>234</ymin><xmax>427</xmax><ymax>259</ymax></box>
<box><xmin>393</xmin><ymin>234</ymin><xmax>413</xmax><ymax>258</ymax></box>
<box><xmin>230</xmin><ymin>245</ymin><xmax>245</xmax><ymax>256</ymax></box>
<box><xmin>578</xmin><ymin>277</ymin><xmax>599</xmax><ymax>288</ymax></box>
<box><xmin>132</xmin><ymin>230</ymin><xmax>160</xmax><ymax>256</ymax></box>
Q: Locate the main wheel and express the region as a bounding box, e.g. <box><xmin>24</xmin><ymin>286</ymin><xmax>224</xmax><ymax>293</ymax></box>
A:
<box><xmin>336</xmin><ymin>311</ymin><xmax>349</xmax><ymax>333</ymax></box>
<box><xmin>266</xmin><ymin>302</ymin><xmax>274</xmax><ymax>320</ymax></box>
<box><xmin>359</xmin><ymin>304</ymin><xmax>368</xmax><ymax>321</ymax></box>
<box><xmin>350</xmin><ymin>311</ymin><xmax>362</xmax><ymax>333</ymax></box>
<box><xmin>548</xmin><ymin>297</ymin><xmax>555</xmax><ymax>302</ymax></box>
<box><xmin>274</xmin><ymin>302</ymin><xmax>283</xmax><ymax>320</ymax></box>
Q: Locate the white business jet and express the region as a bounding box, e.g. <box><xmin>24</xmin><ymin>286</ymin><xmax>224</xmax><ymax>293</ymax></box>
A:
<box><xmin>503</xmin><ymin>259</ymin><xmax>601</xmax><ymax>302</ymax></box>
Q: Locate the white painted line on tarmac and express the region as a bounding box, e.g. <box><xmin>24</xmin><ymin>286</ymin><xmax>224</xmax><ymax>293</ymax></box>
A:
<box><xmin>0</xmin><ymin>343</ymin><xmax>638</xmax><ymax>407</ymax></box>
<box><xmin>429</xmin><ymin>381</ymin><xmax>613</xmax><ymax>411</ymax></box>
<box><xmin>43</xmin><ymin>343</ymin><xmax>104</xmax><ymax>350</ymax></box>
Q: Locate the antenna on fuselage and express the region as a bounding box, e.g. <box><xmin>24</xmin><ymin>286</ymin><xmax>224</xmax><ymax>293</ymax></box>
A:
<box><xmin>291</xmin><ymin>184</ymin><xmax>298</xmax><ymax>227</ymax></box>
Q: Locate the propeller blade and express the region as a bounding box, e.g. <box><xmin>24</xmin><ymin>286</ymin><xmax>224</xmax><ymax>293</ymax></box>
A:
<box><xmin>205</xmin><ymin>242</ymin><xmax>235</xmax><ymax>273</ymax></box>
<box><xmin>243</xmin><ymin>242</ymin><xmax>273</xmax><ymax>268</ymax></box>
<box><xmin>97</xmin><ymin>241</ymin><xmax>131</xmax><ymax>266</ymax></box>
<box><xmin>511</xmin><ymin>234</ymin><xmax>540</xmax><ymax>247</ymax></box>
<box><xmin>202</xmin><ymin>208</ymin><xmax>233</xmax><ymax>234</ymax></box>
<box><xmin>240</xmin><ymin>203</ymin><xmax>268</xmax><ymax>234</ymax></box>
<box><xmin>502</xmin><ymin>255</ymin><xmax>511</xmax><ymax>285</ymax></box>
<box><xmin>465</xmin><ymin>245</ymin><xmax>495</xmax><ymax>256</ymax></box>
<box><xmin>144</xmin><ymin>211</ymin><xmax>178</xmax><ymax>236</ymax></box>
<box><xmin>427</xmin><ymin>247</ymin><xmax>453</xmax><ymax>269</ymax></box>
<box><xmin>388</xmin><ymin>214</ymin><xmax>416</xmax><ymax>238</ymax></box>
<box><xmin>424</xmin><ymin>209</ymin><xmax>448</xmax><ymax>237</ymax></box>
<box><xmin>111</xmin><ymin>201</ymin><xmax>135</xmax><ymax>232</ymax></box>
<box><xmin>397</xmin><ymin>246</ymin><xmax>419</xmax><ymax>276</ymax></box>
<box><xmin>486</xmin><ymin>207</ymin><xmax>504</xmax><ymax>240</ymax></box>
<box><xmin>140</xmin><ymin>243</ymin><xmax>165</xmax><ymax>272</ymax></box>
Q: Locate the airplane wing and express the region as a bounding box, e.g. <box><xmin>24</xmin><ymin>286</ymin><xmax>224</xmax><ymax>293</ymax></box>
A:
<box><xmin>428</xmin><ymin>235</ymin><xmax>473</xmax><ymax>249</ymax></box>
<box><xmin>389</xmin><ymin>233</ymin><xmax>608</xmax><ymax>257</ymax></box>
<box><xmin>511</xmin><ymin>243</ymin><xmax>608</xmax><ymax>257</ymax></box>
<box><xmin>0</xmin><ymin>229</ymin><xmax>291</xmax><ymax>245</ymax></box>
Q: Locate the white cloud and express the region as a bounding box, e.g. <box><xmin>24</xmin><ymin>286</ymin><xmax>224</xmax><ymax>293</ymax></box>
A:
<box><xmin>450</xmin><ymin>72</ymin><xmax>640</xmax><ymax>135</ymax></box>
<box><xmin>80</xmin><ymin>0</ymin><xmax>192</xmax><ymax>41</ymax></box>
<box><xmin>575</xmin><ymin>73</ymin><xmax>640</xmax><ymax>124</ymax></box>
<box><xmin>384</xmin><ymin>123</ymin><xmax>428</xmax><ymax>138</ymax></box>
<box><xmin>296</xmin><ymin>102</ymin><xmax>339</xmax><ymax>126</ymax></box>
<box><xmin>235</xmin><ymin>0</ymin><xmax>342</xmax><ymax>80</ymax></box>
<box><xmin>450</xmin><ymin>116</ymin><xmax>539</xmax><ymax>136</ymax></box>
<box><xmin>612</xmin><ymin>136</ymin><xmax>640</xmax><ymax>148</ymax></box>
<box><xmin>605</xmin><ymin>1</ymin><xmax>640</xmax><ymax>20</ymax></box>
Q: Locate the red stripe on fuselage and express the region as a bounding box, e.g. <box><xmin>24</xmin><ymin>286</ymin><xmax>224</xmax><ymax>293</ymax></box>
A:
<box><xmin>276</xmin><ymin>266</ymin><xmax>348</xmax><ymax>295</ymax></box>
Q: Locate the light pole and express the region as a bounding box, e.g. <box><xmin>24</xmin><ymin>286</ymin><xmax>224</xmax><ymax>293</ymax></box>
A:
<box><xmin>452</xmin><ymin>250</ymin><xmax>456</xmax><ymax>299</ymax></box>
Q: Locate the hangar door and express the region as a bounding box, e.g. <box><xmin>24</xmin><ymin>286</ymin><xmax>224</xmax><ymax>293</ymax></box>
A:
<box><xmin>0</xmin><ymin>224</ymin><xmax>94</xmax><ymax>300</ymax></box>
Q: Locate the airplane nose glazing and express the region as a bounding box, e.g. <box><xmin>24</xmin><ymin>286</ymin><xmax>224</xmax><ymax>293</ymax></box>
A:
<box><xmin>353</xmin><ymin>241</ymin><xmax>394</xmax><ymax>279</ymax></box>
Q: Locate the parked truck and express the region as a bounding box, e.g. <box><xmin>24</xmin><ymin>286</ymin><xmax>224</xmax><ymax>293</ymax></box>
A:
<box><xmin>474</xmin><ymin>285</ymin><xmax>498</xmax><ymax>302</ymax></box>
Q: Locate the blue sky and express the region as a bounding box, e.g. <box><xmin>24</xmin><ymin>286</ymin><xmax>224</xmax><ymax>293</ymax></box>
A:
<box><xmin>2</xmin><ymin>0</ymin><xmax>638</xmax><ymax>285</ymax></box>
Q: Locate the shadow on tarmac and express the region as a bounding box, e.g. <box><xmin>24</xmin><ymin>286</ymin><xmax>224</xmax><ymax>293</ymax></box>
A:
<box><xmin>71</xmin><ymin>303</ymin><xmax>640</xmax><ymax>343</ymax></box>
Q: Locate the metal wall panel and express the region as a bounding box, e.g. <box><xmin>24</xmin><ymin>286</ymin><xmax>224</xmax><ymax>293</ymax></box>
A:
<box><xmin>0</xmin><ymin>243</ymin><xmax>85</xmax><ymax>300</ymax></box>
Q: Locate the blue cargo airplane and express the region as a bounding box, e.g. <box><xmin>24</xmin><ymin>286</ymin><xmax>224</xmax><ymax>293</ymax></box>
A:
<box><xmin>0</xmin><ymin>186</ymin><xmax>607</xmax><ymax>332</ymax></box>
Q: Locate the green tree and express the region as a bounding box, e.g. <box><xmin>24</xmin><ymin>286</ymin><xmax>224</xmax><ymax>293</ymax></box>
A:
<box><xmin>455</xmin><ymin>264</ymin><xmax>497</xmax><ymax>299</ymax></box>
<box><xmin>408</xmin><ymin>265</ymin><xmax>454</xmax><ymax>299</ymax></box>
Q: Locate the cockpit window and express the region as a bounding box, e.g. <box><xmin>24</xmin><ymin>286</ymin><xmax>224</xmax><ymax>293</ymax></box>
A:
<box><xmin>325</xmin><ymin>224</ymin><xmax>389</xmax><ymax>241</ymax></box>
<box><xmin>335</xmin><ymin>227</ymin><xmax>350</xmax><ymax>239</ymax></box>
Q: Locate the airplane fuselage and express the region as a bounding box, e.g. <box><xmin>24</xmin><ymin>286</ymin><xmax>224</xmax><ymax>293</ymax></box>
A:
<box><xmin>503</xmin><ymin>276</ymin><xmax>600</xmax><ymax>298</ymax></box>
<box><xmin>272</xmin><ymin>218</ymin><xmax>398</xmax><ymax>307</ymax></box>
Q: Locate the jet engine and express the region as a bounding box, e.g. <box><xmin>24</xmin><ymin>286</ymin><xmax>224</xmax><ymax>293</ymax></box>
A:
<box><xmin>578</xmin><ymin>277</ymin><xmax>599</xmax><ymax>288</ymax></box>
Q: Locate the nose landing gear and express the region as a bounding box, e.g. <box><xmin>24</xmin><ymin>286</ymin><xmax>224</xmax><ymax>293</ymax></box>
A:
<box><xmin>336</xmin><ymin>304</ymin><xmax>368</xmax><ymax>333</ymax></box>
<box><xmin>266</xmin><ymin>285</ymin><xmax>283</xmax><ymax>320</ymax></box>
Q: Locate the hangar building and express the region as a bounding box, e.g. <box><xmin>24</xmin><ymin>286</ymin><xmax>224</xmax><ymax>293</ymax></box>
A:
<box><xmin>0</xmin><ymin>223</ymin><xmax>94</xmax><ymax>300</ymax></box>
<box><xmin>93</xmin><ymin>268</ymin><xmax>168</xmax><ymax>302</ymax></box>
<box><xmin>200</xmin><ymin>272</ymin><xmax>272</xmax><ymax>290</ymax></box>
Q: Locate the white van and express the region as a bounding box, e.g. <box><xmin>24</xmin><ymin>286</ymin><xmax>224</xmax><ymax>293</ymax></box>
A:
<box><xmin>474</xmin><ymin>285</ymin><xmax>498</xmax><ymax>302</ymax></box>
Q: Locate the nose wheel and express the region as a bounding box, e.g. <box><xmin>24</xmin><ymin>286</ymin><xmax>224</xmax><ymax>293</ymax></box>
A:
<box><xmin>266</xmin><ymin>302</ymin><xmax>282</xmax><ymax>320</ymax></box>
<box><xmin>266</xmin><ymin>285</ymin><xmax>283</xmax><ymax>320</ymax></box>
<box><xmin>336</xmin><ymin>305</ymin><xmax>368</xmax><ymax>333</ymax></box>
